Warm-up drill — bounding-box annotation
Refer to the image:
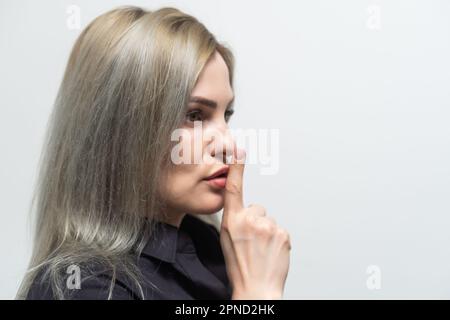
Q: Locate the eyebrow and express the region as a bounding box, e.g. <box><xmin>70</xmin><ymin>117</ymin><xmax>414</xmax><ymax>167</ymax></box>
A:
<box><xmin>189</xmin><ymin>96</ymin><xmax>235</xmax><ymax>110</ymax></box>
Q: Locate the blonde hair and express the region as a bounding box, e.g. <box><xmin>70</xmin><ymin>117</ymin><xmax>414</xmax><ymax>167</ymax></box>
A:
<box><xmin>17</xmin><ymin>5</ymin><xmax>234</xmax><ymax>299</ymax></box>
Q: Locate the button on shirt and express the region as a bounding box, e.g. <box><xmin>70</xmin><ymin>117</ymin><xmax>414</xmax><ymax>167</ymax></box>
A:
<box><xmin>26</xmin><ymin>214</ymin><xmax>232</xmax><ymax>300</ymax></box>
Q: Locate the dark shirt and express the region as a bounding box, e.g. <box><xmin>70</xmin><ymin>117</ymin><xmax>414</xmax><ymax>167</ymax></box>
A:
<box><xmin>26</xmin><ymin>214</ymin><xmax>232</xmax><ymax>300</ymax></box>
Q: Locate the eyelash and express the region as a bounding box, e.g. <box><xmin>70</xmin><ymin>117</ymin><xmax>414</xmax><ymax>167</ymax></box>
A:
<box><xmin>185</xmin><ymin>109</ymin><xmax>234</xmax><ymax>123</ymax></box>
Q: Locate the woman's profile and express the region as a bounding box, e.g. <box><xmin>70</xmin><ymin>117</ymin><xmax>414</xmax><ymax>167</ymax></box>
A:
<box><xmin>17</xmin><ymin>5</ymin><xmax>291</xmax><ymax>300</ymax></box>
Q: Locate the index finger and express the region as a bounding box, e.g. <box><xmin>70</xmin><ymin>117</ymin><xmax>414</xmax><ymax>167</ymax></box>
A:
<box><xmin>224</xmin><ymin>145</ymin><xmax>246</xmax><ymax>214</ymax></box>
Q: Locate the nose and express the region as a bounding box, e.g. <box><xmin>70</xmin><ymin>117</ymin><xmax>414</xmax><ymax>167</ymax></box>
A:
<box><xmin>206</xmin><ymin>125</ymin><xmax>235</xmax><ymax>164</ymax></box>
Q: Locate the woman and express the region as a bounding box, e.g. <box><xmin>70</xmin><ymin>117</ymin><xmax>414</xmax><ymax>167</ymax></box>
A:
<box><xmin>17</xmin><ymin>5</ymin><xmax>291</xmax><ymax>300</ymax></box>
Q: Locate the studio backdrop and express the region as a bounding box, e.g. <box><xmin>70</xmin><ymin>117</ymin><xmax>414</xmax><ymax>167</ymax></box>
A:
<box><xmin>1</xmin><ymin>0</ymin><xmax>449</xmax><ymax>299</ymax></box>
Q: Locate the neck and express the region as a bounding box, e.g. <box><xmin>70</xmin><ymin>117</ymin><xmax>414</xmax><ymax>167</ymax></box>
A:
<box><xmin>159</xmin><ymin>211</ymin><xmax>186</xmax><ymax>229</ymax></box>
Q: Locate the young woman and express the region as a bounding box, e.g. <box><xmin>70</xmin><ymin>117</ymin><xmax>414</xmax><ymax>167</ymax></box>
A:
<box><xmin>17</xmin><ymin>5</ymin><xmax>291</xmax><ymax>300</ymax></box>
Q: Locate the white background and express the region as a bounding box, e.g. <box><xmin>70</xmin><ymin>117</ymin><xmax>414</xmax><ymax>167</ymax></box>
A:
<box><xmin>1</xmin><ymin>0</ymin><xmax>449</xmax><ymax>299</ymax></box>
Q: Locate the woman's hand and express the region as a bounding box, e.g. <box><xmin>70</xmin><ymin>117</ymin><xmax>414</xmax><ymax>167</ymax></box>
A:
<box><xmin>220</xmin><ymin>147</ymin><xmax>291</xmax><ymax>300</ymax></box>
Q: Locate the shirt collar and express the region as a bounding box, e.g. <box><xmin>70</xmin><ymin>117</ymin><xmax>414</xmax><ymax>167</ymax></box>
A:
<box><xmin>141</xmin><ymin>215</ymin><xmax>196</xmax><ymax>264</ymax></box>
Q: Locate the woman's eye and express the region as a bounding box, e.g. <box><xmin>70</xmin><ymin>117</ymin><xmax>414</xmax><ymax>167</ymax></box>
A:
<box><xmin>225</xmin><ymin>109</ymin><xmax>234</xmax><ymax>122</ymax></box>
<box><xmin>185</xmin><ymin>108</ymin><xmax>234</xmax><ymax>124</ymax></box>
<box><xmin>186</xmin><ymin>110</ymin><xmax>204</xmax><ymax>122</ymax></box>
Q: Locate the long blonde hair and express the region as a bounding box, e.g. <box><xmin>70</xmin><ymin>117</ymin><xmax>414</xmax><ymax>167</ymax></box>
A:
<box><xmin>17</xmin><ymin>5</ymin><xmax>234</xmax><ymax>299</ymax></box>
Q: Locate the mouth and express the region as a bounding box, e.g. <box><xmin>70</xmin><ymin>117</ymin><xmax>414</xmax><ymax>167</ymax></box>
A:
<box><xmin>204</xmin><ymin>166</ymin><xmax>229</xmax><ymax>189</ymax></box>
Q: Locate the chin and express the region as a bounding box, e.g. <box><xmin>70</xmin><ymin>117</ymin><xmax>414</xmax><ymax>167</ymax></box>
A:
<box><xmin>190</xmin><ymin>204</ymin><xmax>224</xmax><ymax>215</ymax></box>
<box><xmin>188</xmin><ymin>192</ymin><xmax>225</xmax><ymax>215</ymax></box>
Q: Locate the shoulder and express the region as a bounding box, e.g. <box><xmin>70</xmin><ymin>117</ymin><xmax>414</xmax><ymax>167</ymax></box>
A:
<box><xmin>26</xmin><ymin>262</ymin><xmax>138</xmax><ymax>300</ymax></box>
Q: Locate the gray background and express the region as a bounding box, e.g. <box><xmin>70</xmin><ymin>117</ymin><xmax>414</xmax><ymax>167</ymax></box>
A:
<box><xmin>1</xmin><ymin>0</ymin><xmax>449</xmax><ymax>299</ymax></box>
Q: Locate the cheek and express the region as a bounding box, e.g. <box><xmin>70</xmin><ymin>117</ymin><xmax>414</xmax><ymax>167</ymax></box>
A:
<box><xmin>163</xmin><ymin>128</ymin><xmax>226</xmax><ymax>214</ymax></box>
<box><xmin>163</xmin><ymin>166</ymin><xmax>196</xmax><ymax>198</ymax></box>
<box><xmin>162</xmin><ymin>167</ymin><xmax>226</xmax><ymax>214</ymax></box>
<box><xmin>177</xmin><ymin>127</ymin><xmax>215</xmax><ymax>165</ymax></box>
<box><xmin>179</xmin><ymin>129</ymin><xmax>206</xmax><ymax>164</ymax></box>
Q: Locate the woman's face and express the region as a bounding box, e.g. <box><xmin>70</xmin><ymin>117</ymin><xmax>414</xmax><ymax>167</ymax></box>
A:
<box><xmin>160</xmin><ymin>51</ymin><xmax>236</xmax><ymax>221</ymax></box>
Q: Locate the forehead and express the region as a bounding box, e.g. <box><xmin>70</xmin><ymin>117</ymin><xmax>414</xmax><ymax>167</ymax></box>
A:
<box><xmin>190</xmin><ymin>51</ymin><xmax>234</xmax><ymax>104</ymax></box>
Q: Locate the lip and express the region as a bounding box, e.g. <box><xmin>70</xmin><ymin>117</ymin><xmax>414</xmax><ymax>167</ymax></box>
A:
<box><xmin>204</xmin><ymin>166</ymin><xmax>230</xmax><ymax>180</ymax></box>
<box><xmin>205</xmin><ymin>177</ymin><xmax>227</xmax><ymax>189</ymax></box>
<box><xmin>203</xmin><ymin>166</ymin><xmax>229</xmax><ymax>189</ymax></box>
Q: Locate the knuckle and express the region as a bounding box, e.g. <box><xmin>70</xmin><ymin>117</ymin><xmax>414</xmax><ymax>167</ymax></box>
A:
<box><xmin>255</xmin><ymin>218</ymin><xmax>276</xmax><ymax>236</ymax></box>
<box><xmin>267</xmin><ymin>221</ymin><xmax>277</xmax><ymax>234</ymax></box>
<box><xmin>277</xmin><ymin>228</ymin><xmax>290</xmax><ymax>241</ymax></box>
<box><xmin>276</xmin><ymin>226</ymin><xmax>286</xmax><ymax>235</ymax></box>
<box><xmin>240</xmin><ymin>213</ymin><xmax>257</xmax><ymax>234</ymax></box>
<box><xmin>277</xmin><ymin>228</ymin><xmax>291</xmax><ymax>249</ymax></box>
<box><xmin>243</xmin><ymin>213</ymin><xmax>255</xmax><ymax>226</ymax></box>
<box><xmin>276</xmin><ymin>227</ymin><xmax>290</xmax><ymax>243</ymax></box>
<box><xmin>267</xmin><ymin>216</ymin><xmax>277</xmax><ymax>225</ymax></box>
